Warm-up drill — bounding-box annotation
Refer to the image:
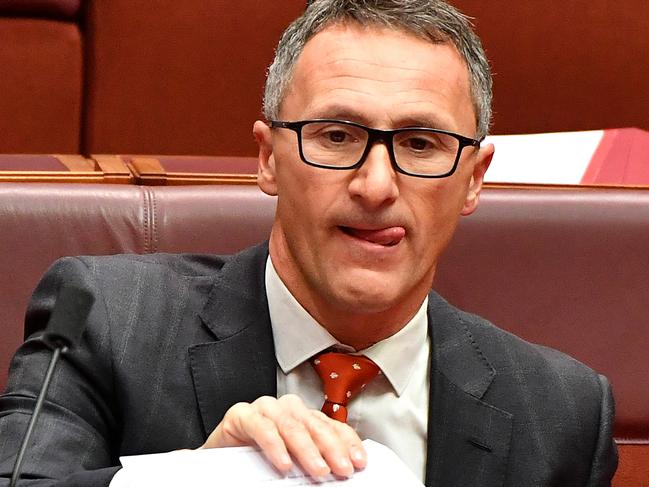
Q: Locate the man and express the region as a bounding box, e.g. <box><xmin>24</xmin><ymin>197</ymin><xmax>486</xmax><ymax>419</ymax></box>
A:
<box><xmin>0</xmin><ymin>0</ymin><xmax>617</xmax><ymax>485</ymax></box>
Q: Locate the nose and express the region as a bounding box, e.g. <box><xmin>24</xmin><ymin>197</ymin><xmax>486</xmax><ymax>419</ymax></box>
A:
<box><xmin>347</xmin><ymin>140</ymin><xmax>399</xmax><ymax>209</ymax></box>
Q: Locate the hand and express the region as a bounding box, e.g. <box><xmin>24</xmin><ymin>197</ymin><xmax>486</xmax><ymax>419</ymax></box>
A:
<box><xmin>200</xmin><ymin>394</ymin><xmax>367</xmax><ymax>478</ymax></box>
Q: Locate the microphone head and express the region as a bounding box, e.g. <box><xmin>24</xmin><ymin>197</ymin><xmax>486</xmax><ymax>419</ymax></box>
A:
<box><xmin>42</xmin><ymin>285</ymin><xmax>94</xmax><ymax>350</ymax></box>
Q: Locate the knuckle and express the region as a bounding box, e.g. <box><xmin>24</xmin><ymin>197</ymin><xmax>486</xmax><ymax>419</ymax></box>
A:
<box><xmin>221</xmin><ymin>403</ymin><xmax>250</xmax><ymax>429</ymax></box>
<box><xmin>253</xmin><ymin>395</ymin><xmax>277</xmax><ymax>408</ymax></box>
<box><xmin>221</xmin><ymin>417</ymin><xmax>240</xmax><ymax>439</ymax></box>
<box><xmin>277</xmin><ymin>415</ymin><xmax>306</xmax><ymax>438</ymax></box>
<box><xmin>278</xmin><ymin>393</ymin><xmax>306</xmax><ymax>408</ymax></box>
<box><xmin>252</xmin><ymin>395</ymin><xmax>279</xmax><ymax>415</ymax></box>
<box><xmin>253</xmin><ymin>423</ymin><xmax>281</xmax><ymax>447</ymax></box>
<box><xmin>333</xmin><ymin>420</ymin><xmax>361</xmax><ymax>440</ymax></box>
<box><xmin>223</xmin><ymin>402</ymin><xmax>251</xmax><ymax>422</ymax></box>
<box><xmin>335</xmin><ymin>420</ymin><xmax>356</xmax><ymax>434</ymax></box>
<box><xmin>309</xmin><ymin>415</ymin><xmax>336</xmax><ymax>436</ymax></box>
<box><xmin>311</xmin><ymin>409</ymin><xmax>334</xmax><ymax>423</ymax></box>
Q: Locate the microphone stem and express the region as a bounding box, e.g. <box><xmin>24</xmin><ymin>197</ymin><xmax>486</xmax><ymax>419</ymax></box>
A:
<box><xmin>10</xmin><ymin>346</ymin><xmax>67</xmax><ymax>487</ymax></box>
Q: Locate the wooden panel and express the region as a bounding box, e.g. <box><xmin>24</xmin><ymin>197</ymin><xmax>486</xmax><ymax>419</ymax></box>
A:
<box><xmin>454</xmin><ymin>1</ymin><xmax>649</xmax><ymax>134</ymax></box>
<box><xmin>84</xmin><ymin>0</ymin><xmax>307</xmax><ymax>156</ymax></box>
<box><xmin>127</xmin><ymin>156</ymin><xmax>257</xmax><ymax>185</ymax></box>
<box><xmin>0</xmin><ymin>155</ymin><xmax>133</xmax><ymax>184</ymax></box>
<box><xmin>0</xmin><ymin>19</ymin><xmax>82</xmax><ymax>153</ymax></box>
<box><xmin>613</xmin><ymin>443</ymin><xmax>649</xmax><ymax>487</ymax></box>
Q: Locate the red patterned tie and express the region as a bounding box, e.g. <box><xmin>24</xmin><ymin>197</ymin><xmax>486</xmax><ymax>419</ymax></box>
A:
<box><xmin>310</xmin><ymin>351</ymin><xmax>380</xmax><ymax>423</ymax></box>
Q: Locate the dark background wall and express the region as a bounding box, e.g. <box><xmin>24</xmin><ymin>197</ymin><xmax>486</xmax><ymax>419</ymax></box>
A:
<box><xmin>1</xmin><ymin>0</ymin><xmax>647</xmax><ymax>155</ymax></box>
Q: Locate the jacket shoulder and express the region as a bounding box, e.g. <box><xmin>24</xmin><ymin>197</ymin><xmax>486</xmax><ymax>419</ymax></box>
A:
<box><xmin>78</xmin><ymin>252</ymin><xmax>231</xmax><ymax>278</ymax></box>
<box><xmin>24</xmin><ymin>252</ymin><xmax>232</xmax><ymax>339</ymax></box>
<box><xmin>433</xmin><ymin>295</ymin><xmax>617</xmax><ymax>484</ymax></box>
<box><xmin>455</xmin><ymin>304</ymin><xmax>602</xmax><ymax>387</ymax></box>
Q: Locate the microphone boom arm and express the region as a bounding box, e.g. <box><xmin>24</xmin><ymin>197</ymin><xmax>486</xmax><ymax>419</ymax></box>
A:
<box><xmin>10</xmin><ymin>344</ymin><xmax>68</xmax><ymax>487</ymax></box>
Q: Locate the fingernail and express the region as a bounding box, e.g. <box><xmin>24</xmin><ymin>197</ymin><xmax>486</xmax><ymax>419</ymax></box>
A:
<box><xmin>314</xmin><ymin>457</ymin><xmax>328</xmax><ymax>470</ymax></box>
<box><xmin>338</xmin><ymin>458</ymin><xmax>352</xmax><ymax>470</ymax></box>
<box><xmin>350</xmin><ymin>446</ymin><xmax>365</xmax><ymax>463</ymax></box>
<box><xmin>280</xmin><ymin>453</ymin><xmax>292</xmax><ymax>467</ymax></box>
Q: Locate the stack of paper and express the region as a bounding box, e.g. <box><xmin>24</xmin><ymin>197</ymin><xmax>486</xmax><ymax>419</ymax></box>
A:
<box><xmin>120</xmin><ymin>439</ymin><xmax>424</xmax><ymax>486</ymax></box>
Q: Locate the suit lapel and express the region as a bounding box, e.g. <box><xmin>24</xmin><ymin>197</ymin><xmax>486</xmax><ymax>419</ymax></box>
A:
<box><xmin>189</xmin><ymin>243</ymin><xmax>277</xmax><ymax>438</ymax></box>
<box><xmin>186</xmin><ymin>246</ymin><xmax>513</xmax><ymax>483</ymax></box>
<box><xmin>425</xmin><ymin>293</ymin><xmax>512</xmax><ymax>487</ymax></box>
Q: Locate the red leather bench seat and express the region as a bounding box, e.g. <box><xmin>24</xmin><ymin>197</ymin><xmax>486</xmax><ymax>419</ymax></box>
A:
<box><xmin>0</xmin><ymin>183</ymin><xmax>647</xmax><ymax>485</ymax></box>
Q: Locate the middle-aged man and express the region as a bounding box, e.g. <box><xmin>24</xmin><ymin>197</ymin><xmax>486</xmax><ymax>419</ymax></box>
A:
<box><xmin>0</xmin><ymin>0</ymin><xmax>617</xmax><ymax>486</ymax></box>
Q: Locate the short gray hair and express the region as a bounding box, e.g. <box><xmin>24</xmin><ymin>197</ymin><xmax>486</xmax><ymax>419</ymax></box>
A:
<box><xmin>263</xmin><ymin>0</ymin><xmax>492</xmax><ymax>138</ymax></box>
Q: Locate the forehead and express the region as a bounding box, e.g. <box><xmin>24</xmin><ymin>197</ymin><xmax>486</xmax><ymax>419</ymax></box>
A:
<box><xmin>281</xmin><ymin>22</ymin><xmax>476</xmax><ymax>134</ymax></box>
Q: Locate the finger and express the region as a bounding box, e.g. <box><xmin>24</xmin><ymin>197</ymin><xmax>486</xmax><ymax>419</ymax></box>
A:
<box><xmin>273</xmin><ymin>395</ymin><xmax>365</xmax><ymax>478</ymax></box>
<box><xmin>256</xmin><ymin>395</ymin><xmax>333</xmax><ymax>477</ymax></box>
<box><xmin>275</xmin><ymin>411</ymin><xmax>332</xmax><ymax>478</ymax></box>
<box><xmin>329</xmin><ymin>417</ymin><xmax>367</xmax><ymax>470</ymax></box>
<box><xmin>305</xmin><ymin>412</ymin><xmax>356</xmax><ymax>477</ymax></box>
<box><xmin>307</xmin><ymin>411</ymin><xmax>368</xmax><ymax>475</ymax></box>
<box><xmin>203</xmin><ymin>400</ymin><xmax>294</xmax><ymax>474</ymax></box>
<box><xmin>243</xmin><ymin>412</ymin><xmax>294</xmax><ymax>474</ymax></box>
<box><xmin>230</xmin><ymin>398</ymin><xmax>296</xmax><ymax>474</ymax></box>
<box><xmin>202</xmin><ymin>402</ymin><xmax>253</xmax><ymax>447</ymax></box>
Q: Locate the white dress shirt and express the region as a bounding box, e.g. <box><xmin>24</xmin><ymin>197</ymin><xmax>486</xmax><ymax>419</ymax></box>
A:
<box><xmin>112</xmin><ymin>257</ymin><xmax>431</xmax><ymax>485</ymax></box>
<box><xmin>266</xmin><ymin>257</ymin><xmax>430</xmax><ymax>481</ymax></box>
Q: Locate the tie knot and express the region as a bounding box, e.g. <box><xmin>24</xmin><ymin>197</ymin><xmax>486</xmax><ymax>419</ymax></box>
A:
<box><xmin>311</xmin><ymin>351</ymin><xmax>380</xmax><ymax>422</ymax></box>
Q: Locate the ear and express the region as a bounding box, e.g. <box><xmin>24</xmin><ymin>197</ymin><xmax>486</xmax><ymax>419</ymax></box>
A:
<box><xmin>461</xmin><ymin>143</ymin><xmax>494</xmax><ymax>216</ymax></box>
<box><xmin>253</xmin><ymin>120</ymin><xmax>278</xmax><ymax>196</ymax></box>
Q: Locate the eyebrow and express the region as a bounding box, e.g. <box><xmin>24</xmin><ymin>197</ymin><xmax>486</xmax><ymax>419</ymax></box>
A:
<box><xmin>305</xmin><ymin>106</ymin><xmax>371</xmax><ymax>125</ymax></box>
<box><xmin>395</xmin><ymin>115</ymin><xmax>455</xmax><ymax>132</ymax></box>
<box><xmin>304</xmin><ymin>105</ymin><xmax>456</xmax><ymax>132</ymax></box>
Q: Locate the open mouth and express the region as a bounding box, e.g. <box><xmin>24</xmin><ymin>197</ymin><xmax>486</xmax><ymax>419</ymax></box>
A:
<box><xmin>340</xmin><ymin>226</ymin><xmax>406</xmax><ymax>247</ymax></box>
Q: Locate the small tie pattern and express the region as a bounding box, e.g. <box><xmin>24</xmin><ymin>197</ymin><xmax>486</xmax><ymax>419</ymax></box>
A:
<box><xmin>310</xmin><ymin>351</ymin><xmax>380</xmax><ymax>423</ymax></box>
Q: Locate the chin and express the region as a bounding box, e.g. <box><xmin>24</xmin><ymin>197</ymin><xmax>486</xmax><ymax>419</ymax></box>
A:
<box><xmin>329</xmin><ymin>263</ymin><xmax>433</xmax><ymax>312</ymax></box>
<box><xmin>331</xmin><ymin>281</ymin><xmax>405</xmax><ymax>314</ymax></box>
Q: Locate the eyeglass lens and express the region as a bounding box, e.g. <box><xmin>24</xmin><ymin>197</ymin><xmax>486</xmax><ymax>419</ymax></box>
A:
<box><xmin>300</xmin><ymin>121</ymin><xmax>460</xmax><ymax>176</ymax></box>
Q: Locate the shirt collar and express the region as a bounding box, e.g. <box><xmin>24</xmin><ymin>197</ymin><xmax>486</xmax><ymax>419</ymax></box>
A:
<box><xmin>265</xmin><ymin>256</ymin><xmax>429</xmax><ymax>396</ymax></box>
<box><xmin>266</xmin><ymin>257</ymin><xmax>338</xmax><ymax>374</ymax></box>
<box><xmin>360</xmin><ymin>298</ymin><xmax>428</xmax><ymax>396</ymax></box>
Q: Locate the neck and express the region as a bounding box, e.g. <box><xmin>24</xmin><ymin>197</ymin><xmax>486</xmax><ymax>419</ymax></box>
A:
<box><xmin>267</xmin><ymin>223</ymin><xmax>435</xmax><ymax>350</ymax></box>
<box><xmin>269</xmin><ymin>244</ymin><xmax>430</xmax><ymax>350</ymax></box>
<box><xmin>316</xmin><ymin>304</ymin><xmax>425</xmax><ymax>350</ymax></box>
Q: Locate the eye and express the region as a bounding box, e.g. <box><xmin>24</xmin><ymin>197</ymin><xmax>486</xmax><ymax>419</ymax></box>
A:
<box><xmin>324</xmin><ymin>129</ymin><xmax>350</xmax><ymax>144</ymax></box>
<box><xmin>399</xmin><ymin>134</ymin><xmax>439</xmax><ymax>153</ymax></box>
<box><xmin>301</xmin><ymin>122</ymin><xmax>365</xmax><ymax>149</ymax></box>
<box><xmin>314</xmin><ymin>124</ymin><xmax>362</xmax><ymax>146</ymax></box>
<box><xmin>406</xmin><ymin>136</ymin><xmax>434</xmax><ymax>151</ymax></box>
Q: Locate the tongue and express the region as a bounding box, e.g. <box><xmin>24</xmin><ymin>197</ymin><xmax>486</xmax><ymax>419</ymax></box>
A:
<box><xmin>346</xmin><ymin>226</ymin><xmax>406</xmax><ymax>246</ymax></box>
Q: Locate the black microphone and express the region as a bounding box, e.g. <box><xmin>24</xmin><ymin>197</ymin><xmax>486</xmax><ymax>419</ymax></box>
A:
<box><xmin>10</xmin><ymin>285</ymin><xmax>94</xmax><ymax>487</ymax></box>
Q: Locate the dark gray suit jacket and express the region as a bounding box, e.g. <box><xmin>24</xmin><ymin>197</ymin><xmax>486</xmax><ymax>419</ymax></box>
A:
<box><xmin>0</xmin><ymin>243</ymin><xmax>617</xmax><ymax>486</ymax></box>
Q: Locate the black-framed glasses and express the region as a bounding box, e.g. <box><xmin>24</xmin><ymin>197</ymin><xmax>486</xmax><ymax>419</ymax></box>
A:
<box><xmin>269</xmin><ymin>119</ymin><xmax>483</xmax><ymax>178</ymax></box>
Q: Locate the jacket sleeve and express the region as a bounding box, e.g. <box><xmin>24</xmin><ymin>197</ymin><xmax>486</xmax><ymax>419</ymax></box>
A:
<box><xmin>586</xmin><ymin>374</ymin><xmax>618</xmax><ymax>486</ymax></box>
<box><xmin>0</xmin><ymin>257</ymin><xmax>122</xmax><ymax>486</ymax></box>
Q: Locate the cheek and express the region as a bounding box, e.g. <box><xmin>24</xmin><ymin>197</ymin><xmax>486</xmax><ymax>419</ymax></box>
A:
<box><xmin>274</xmin><ymin>166</ymin><xmax>337</xmax><ymax>242</ymax></box>
<box><xmin>276</xmin><ymin>157</ymin><xmax>343</xmax><ymax>208</ymax></box>
<box><xmin>408</xmin><ymin>183</ymin><xmax>467</xmax><ymax>246</ymax></box>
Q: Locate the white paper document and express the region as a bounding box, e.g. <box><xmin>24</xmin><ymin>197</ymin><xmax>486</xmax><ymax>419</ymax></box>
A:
<box><xmin>119</xmin><ymin>439</ymin><xmax>423</xmax><ymax>486</ymax></box>
<box><xmin>483</xmin><ymin>130</ymin><xmax>604</xmax><ymax>184</ymax></box>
